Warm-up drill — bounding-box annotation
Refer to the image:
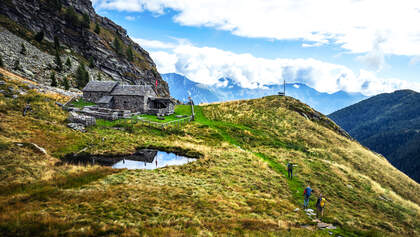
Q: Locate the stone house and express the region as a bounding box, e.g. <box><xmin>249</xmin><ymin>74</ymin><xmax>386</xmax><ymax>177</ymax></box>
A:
<box><xmin>82</xmin><ymin>81</ymin><xmax>175</xmax><ymax>115</ymax></box>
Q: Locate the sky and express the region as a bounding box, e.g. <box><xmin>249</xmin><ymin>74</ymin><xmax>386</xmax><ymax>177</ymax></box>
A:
<box><xmin>91</xmin><ymin>0</ymin><xmax>420</xmax><ymax>96</ymax></box>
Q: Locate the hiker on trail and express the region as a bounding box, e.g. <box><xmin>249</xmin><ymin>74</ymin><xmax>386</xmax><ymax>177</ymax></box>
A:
<box><xmin>303</xmin><ymin>184</ymin><xmax>312</xmax><ymax>209</ymax></box>
<box><xmin>316</xmin><ymin>193</ymin><xmax>326</xmax><ymax>219</ymax></box>
<box><xmin>287</xmin><ymin>161</ymin><xmax>293</xmax><ymax>179</ymax></box>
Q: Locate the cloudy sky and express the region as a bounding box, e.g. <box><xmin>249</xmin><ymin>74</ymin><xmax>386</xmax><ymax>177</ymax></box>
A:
<box><xmin>92</xmin><ymin>0</ymin><xmax>420</xmax><ymax>95</ymax></box>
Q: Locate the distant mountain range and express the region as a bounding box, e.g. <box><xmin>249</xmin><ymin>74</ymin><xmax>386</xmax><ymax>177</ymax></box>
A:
<box><xmin>329</xmin><ymin>90</ymin><xmax>420</xmax><ymax>183</ymax></box>
<box><xmin>162</xmin><ymin>73</ymin><xmax>366</xmax><ymax>114</ymax></box>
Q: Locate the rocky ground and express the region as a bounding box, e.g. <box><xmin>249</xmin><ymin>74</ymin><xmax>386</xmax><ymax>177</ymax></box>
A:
<box><xmin>0</xmin><ymin>27</ymin><xmax>110</xmax><ymax>87</ymax></box>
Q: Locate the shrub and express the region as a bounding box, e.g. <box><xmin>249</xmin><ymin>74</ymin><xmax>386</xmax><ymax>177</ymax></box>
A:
<box><xmin>50</xmin><ymin>72</ymin><xmax>57</xmax><ymax>87</ymax></box>
<box><xmin>94</xmin><ymin>23</ymin><xmax>101</xmax><ymax>34</ymax></box>
<box><xmin>126</xmin><ymin>47</ymin><xmax>134</xmax><ymax>62</ymax></box>
<box><xmin>20</xmin><ymin>43</ymin><xmax>27</xmax><ymax>55</ymax></box>
<box><xmin>47</xmin><ymin>0</ymin><xmax>62</xmax><ymax>11</ymax></box>
<box><xmin>34</xmin><ymin>31</ymin><xmax>44</xmax><ymax>42</ymax></box>
<box><xmin>75</xmin><ymin>63</ymin><xmax>89</xmax><ymax>89</ymax></box>
<box><xmin>97</xmin><ymin>74</ymin><xmax>102</xmax><ymax>81</ymax></box>
<box><xmin>0</xmin><ymin>55</ymin><xmax>3</xmax><ymax>67</ymax></box>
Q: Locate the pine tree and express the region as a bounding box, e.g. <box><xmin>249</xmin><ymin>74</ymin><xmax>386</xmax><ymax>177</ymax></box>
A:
<box><xmin>62</xmin><ymin>77</ymin><xmax>70</xmax><ymax>90</ymax></box>
<box><xmin>0</xmin><ymin>55</ymin><xmax>3</xmax><ymax>67</ymax></box>
<box><xmin>50</xmin><ymin>72</ymin><xmax>57</xmax><ymax>87</ymax></box>
<box><xmin>55</xmin><ymin>49</ymin><xmax>62</xmax><ymax>72</ymax></box>
<box><xmin>94</xmin><ymin>23</ymin><xmax>101</xmax><ymax>34</ymax></box>
<box><xmin>20</xmin><ymin>43</ymin><xmax>27</xmax><ymax>55</ymax></box>
<box><xmin>54</xmin><ymin>36</ymin><xmax>60</xmax><ymax>50</ymax></box>
<box><xmin>65</xmin><ymin>57</ymin><xmax>72</xmax><ymax>68</ymax></box>
<box><xmin>97</xmin><ymin>73</ymin><xmax>102</xmax><ymax>81</ymax></box>
<box><xmin>13</xmin><ymin>59</ymin><xmax>21</xmax><ymax>70</ymax></box>
<box><xmin>82</xmin><ymin>13</ymin><xmax>90</xmax><ymax>29</ymax></box>
<box><xmin>34</xmin><ymin>31</ymin><xmax>44</xmax><ymax>42</ymax></box>
<box><xmin>113</xmin><ymin>37</ymin><xmax>122</xmax><ymax>55</ymax></box>
<box><xmin>88</xmin><ymin>56</ymin><xmax>95</xmax><ymax>68</ymax></box>
<box><xmin>126</xmin><ymin>47</ymin><xmax>134</xmax><ymax>62</ymax></box>
<box><xmin>75</xmin><ymin>63</ymin><xmax>89</xmax><ymax>89</ymax></box>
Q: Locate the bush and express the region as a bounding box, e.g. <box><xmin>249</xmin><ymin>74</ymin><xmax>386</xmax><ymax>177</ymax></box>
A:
<box><xmin>75</xmin><ymin>63</ymin><xmax>89</xmax><ymax>89</ymax></box>
<box><xmin>20</xmin><ymin>43</ymin><xmax>27</xmax><ymax>55</ymax></box>
<box><xmin>50</xmin><ymin>72</ymin><xmax>57</xmax><ymax>87</ymax></box>
<box><xmin>34</xmin><ymin>31</ymin><xmax>44</xmax><ymax>42</ymax></box>
<box><xmin>94</xmin><ymin>23</ymin><xmax>100</xmax><ymax>34</ymax></box>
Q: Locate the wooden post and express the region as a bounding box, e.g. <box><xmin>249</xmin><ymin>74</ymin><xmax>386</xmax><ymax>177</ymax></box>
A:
<box><xmin>189</xmin><ymin>97</ymin><xmax>195</xmax><ymax>121</ymax></box>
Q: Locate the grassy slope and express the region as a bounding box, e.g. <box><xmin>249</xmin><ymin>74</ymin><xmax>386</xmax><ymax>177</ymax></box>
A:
<box><xmin>0</xmin><ymin>71</ymin><xmax>419</xmax><ymax>236</ymax></box>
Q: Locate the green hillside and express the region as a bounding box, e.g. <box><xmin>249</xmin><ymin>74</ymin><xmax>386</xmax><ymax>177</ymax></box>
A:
<box><xmin>0</xmin><ymin>71</ymin><xmax>419</xmax><ymax>236</ymax></box>
<box><xmin>329</xmin><ymin>90</ymin><xmax>420</xmax><ymax>183</ymax></box>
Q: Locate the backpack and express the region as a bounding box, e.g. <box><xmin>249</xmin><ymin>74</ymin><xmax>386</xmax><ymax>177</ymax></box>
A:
<box><xmin>320</xmin><ymin>198</ymin><xmax>325</xmax><ymax>208</ymax></box>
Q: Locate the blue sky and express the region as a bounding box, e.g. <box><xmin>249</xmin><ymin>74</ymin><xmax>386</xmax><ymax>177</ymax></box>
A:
<box><xmin>92</xmin><ymin>0</ymin><xmax>420</xmax><ymax>95</ymax></box>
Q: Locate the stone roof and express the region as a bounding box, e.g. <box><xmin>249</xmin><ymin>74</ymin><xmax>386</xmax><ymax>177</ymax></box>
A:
<box><xmin>96</xmin><ymin>96</ymin><xmax>114</xmax><ymax>104</ymax></box>
<box><xmin>111</xmin><ymin>85</ymin><xmax>155</xmax><ymax>96</ymax></box>
<box><xmin>82</xmin><ymin>81</ymin><xmax>118</xmax><ymax>92</ymax></box>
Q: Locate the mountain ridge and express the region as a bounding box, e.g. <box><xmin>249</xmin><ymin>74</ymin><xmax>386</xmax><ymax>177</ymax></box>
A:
<box><xmin>162</xmin><ymin>73</ymin><xmax>367</xmax><ymax>114</ymax></box>
<box><xmin>329</xmin><ymin>89</ymin><xmax>420</xmax><ymax>183</ymax></box>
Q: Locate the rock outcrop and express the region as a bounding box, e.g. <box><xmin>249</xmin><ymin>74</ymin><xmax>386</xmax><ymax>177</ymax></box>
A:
<box><xmin>0</xmin><ymin>0</ymin><xmax>169</xmax><ymax>96</ymax></box>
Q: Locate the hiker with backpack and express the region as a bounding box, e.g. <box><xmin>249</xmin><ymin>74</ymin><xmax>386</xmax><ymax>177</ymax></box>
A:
<box><xmin>287</xmin><ymin>161</ymin><xmax>293</xmax><ymax>179</ymax></box>
<box><xmin>316</xmin><ymin>193</ymin><xmax>326</xmax><ymax>219</ymax></box>
<box><xmin>303</xmin><ymin>184</ymin><xmax>312</xmax><ymax>209</ymax></box>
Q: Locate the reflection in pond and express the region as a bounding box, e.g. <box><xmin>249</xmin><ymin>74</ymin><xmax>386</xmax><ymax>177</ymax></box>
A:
<box><xmin>60</xmin><ymin>149</ymin><xmax>196</xmax><ymax>170</ymax></box>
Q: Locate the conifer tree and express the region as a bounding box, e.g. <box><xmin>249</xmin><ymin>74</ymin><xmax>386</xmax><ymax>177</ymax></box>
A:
<box><xmin>54</xmin><ymin>36</ymin><xmax>60</xmax><ymax>50</ymax></box>
<box><xmin>126</xmin><ymin>47</ymin><xmax>134</xmax><ymax>62</ymax></box>
<box><xmin>0</xmin><ymin>55</ymin><xmax>3</xmax><ymax>67</ymax></box>
<box><xmin>75</xmin><ymin>63</ymin><xmax>89</xmax><ymax>89</ymax></box>
<box><xmin>20</xmin><ymin>43</ymin><xmax>27</xmax><ymax>55</ymax></box>
<box><xmin>88</xmin><ymin>56</ymin><xmax>95</xmax><ymax>68</ymax></box>
<box><xmin>13</xmin><ymin>59</ymin><xmax>21</xmax><ymax>70</ymax></box>
<box><xmin>94</xmin><ymin>23</ymin><xmax>101</xmax><ymax>34</ymax></box>
<box><xmin>113</xmin><ymin>37</ymin><xmax>122</xmax><ymax>55</ymax></box>
<box><xmin>34</xmin><ymin>31</ymin><xmax>44</xmax><ymax>42</ymax></box>
<box><xmin>65</xmin><ymin>57</ymin><xmax>72</xmax><ymax>68</ymax></box>
<box><xmin>97</xmin><ymin>73</ymin><xmax>102</xmax><ymax>81</ymax></box>
<box><xmin>62</xmin><ymin>77</ymin><xmax>70</xmax><ymax>90</ymax></box>
<box><xmin>50</xmin><ymin>72</ymin><xmax>57</xmax><ymax>87</ymax></box>
<box><xmin>55</xmin><ymin>49</ymin><xmax>62</xmax><ymax>71</ymax></box>
<box><xmin>82</xmin><ymin>13</ymin><xmax>90</xmax><ymax>28</ymax></box>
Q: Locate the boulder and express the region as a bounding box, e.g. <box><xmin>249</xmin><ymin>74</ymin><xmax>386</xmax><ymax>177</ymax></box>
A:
<box><xmin>67</xmin><ymin>123</ymin><xmax>86</xmax><ymax>132</ymax></box>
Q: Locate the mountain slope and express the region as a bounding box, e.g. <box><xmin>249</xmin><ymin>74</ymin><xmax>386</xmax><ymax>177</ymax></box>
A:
<box><xmin>0</xmin><ymin>69</ymin><xmax>419</xmax><ymax>236</ymax></box>
<box><xmin>0</xmin><ymin>0</ymin><xmax>169</xmax><ymax>96</ymax></box>
<box><xmin>329</xmin><ymin>90</ymin><xmax>420</xmax><ymax>183</ymax></box>
<box><xmin>162</xmin><ymin>73</ymin><xmax>366</xmax><ymax>113</ymax></box>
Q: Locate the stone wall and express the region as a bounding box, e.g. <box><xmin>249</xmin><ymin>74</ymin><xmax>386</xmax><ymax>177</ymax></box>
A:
<box><xmin>113</xmin><ymin>95</ymin><xmax>145</xmax><ymax>112</ymax></box>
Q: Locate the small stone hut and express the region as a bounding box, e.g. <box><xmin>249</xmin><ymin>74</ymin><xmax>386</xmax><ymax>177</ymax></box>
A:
<box><xmin>82</xmin><ymin>81</ymin><xmax>175</xmax><ymax>115</ymax></box>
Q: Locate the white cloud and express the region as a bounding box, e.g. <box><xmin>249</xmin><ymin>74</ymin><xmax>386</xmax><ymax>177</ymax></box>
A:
<box><xmin>125</xmin><ymin>16</ymin><xmax>136</xmax><ymax>21</ymax></box>
<box><xmin>93</xmin><ymin>0</ymin><xmax>420</xmax><ymax>56</ymax></box>
<box><xmin>132</xmin><ymin>38</ymin><xmax>176</xmax><ymax>49</ymax></box>
<box><xmin>149</xmin><ymin>43</ymin><xmax>420</xmax><ymax>96</ymax></box>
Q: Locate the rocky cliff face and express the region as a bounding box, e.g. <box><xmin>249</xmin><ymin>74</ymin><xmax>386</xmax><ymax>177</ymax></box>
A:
<box><xmin>0</xmin><ymin>0</ymin><xmax>169</xmax><ymax>96</ymax></box>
